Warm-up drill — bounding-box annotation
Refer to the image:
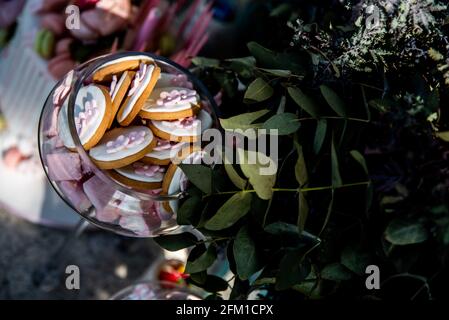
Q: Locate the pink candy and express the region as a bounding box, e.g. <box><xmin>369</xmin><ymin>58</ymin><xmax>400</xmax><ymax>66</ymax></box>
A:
<box><xmin>59</xmin><ymin>181</ymin><xmax>91</xmax><ymax>212</ymax></box>
<box><xmin>170</xmin><ymin>74</ymin><xmax>193</xmax><ymax>89</ymax></box>
<box><xmin>83</xmin><ymin>175</ymin><xmax>120</xmax><ymax>222</ymax></box>
<box><xmin>47</xmin><ymin>152</ymin><xmax>83</xmax><ymax>181</ymax></box>
<box><xmin>106</xmin><ymin>131</ymin><xmax>146</xmax><ymax>154</ymax></box>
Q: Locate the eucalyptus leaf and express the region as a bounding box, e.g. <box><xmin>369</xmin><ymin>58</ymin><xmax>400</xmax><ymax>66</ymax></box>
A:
<box><xmin>321</xmin><ymin>263</ymin><xmax>352</xmax><ymax>281</ymax></box>
<box><xmin>234</xmin><ymin>226</ymin><xmax>261</xmax><ymax>280</ymax></box>
<box><xmin>276</xmin><ymin>250</ymin><xmax>310</xmax><ymax>290</ymax></box>
<box><xmin>265</xmin><ymin>222</ymin><xmax>299</xmax><ymax>236</ymax></box>
<box><xmin>288</xmin><ymin>87</ymin><xmax>320</xmax><ymax>118</ymax></box>
<box><xmin>226</xmin><ymin>56</ymin><xmax>256</xmax><ymax>78</ymax></box>
<box><xmin>294</xmin><ymin>143</ymin><xmax>308</xmax><ymax>187</ymax></box>
<box><xmin>313</xmin><ymin>119</ymin><xmax>327</xmax><ymax>154</ymax></box>
<box><xmin>154</xmin><ymin>232</ymin><xmax>198</xmax><ymax>251</ymax></box>
<box><xmin>244</xmin><ymin>77</ymin><xmax>274</xmax><ymax>104</ymax></box>
<box><xmin>192</xmin><ymin>57</ymin><xmax>220</xmax><ymax>67</ymax></box>
<box><xmin>331</xmin><ymin>135</ymin><xmax>343</xmax><ymax>188</ymax></box>
<box><xmin>385</xmin><ymin>219</ymin><xmax>429</xmax><ymax>245</ymax></box>
<box><xmin>224</xmin><ymin>163</ymin><xmax>247</xmax><ymax>190</ymax></box>
<box><xmin>239</xmin><ymin>149</ymin><xmax>277</xmax><ymax>200</ymax></box>
<box><xmin>205</xmin><ymin>191</ymin><xmax>252</xmax><ymax>230</ymax></box>
<box><xmin>341</xmin><ymin>246</ymin><xmax>373</xmax><ymax>275</ymax></box>
<box><xmin>350</xmin><ymin>150</ymin><xmax>369</xmax><ymax>175</ymax></box>
<box><xmin>186</xmin><ymin>245</ymin><xmax>217</xmax><ymax>274</ymax></box>
<box><xmin>219</xmin><ymin>109</ymin><xmax>270</xmax><ymax>130</ymax></box>
<box><xmin>179</xmin><ymin>164</ymin><xmax>212</xmax><ymax>194</ymax></box>
<box><xmin>258</xmin><ymin>68</ymin><xmax>292</xmax><ymax>77</ymax></box>
<box><xmin>320</xmin><ymin>85</ymin><xmax>348</xmax><ymax>118</ymax></box>
<box><xmin>263</xmin><ymin>113</ymin><xmax>300</xmax><ymax>135</ymax></box>
<box><xmin>177</xmin><ymin>196</ymin><xmax>202</xmax><ymax>225</ymax></box>
<box><xmin>436</xmin><ymin>131</ymin><xmax>449</xmax><ymax>142</ymax></box>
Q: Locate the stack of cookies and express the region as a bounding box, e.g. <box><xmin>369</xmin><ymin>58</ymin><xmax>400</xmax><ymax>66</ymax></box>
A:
<box><xmin>43</xmin><ymin>55</ymin><xmax>212</xmax><ymax>236</ymax></box>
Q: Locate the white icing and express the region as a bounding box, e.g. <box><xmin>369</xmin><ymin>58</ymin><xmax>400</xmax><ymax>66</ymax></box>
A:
<box><xmin>114</xmin><ymin>163</ymin><xmax>164</xmax><ymax>183</ymax></box>
<box><xmin>58</xmin><ymin>85</ymin><xmax>107</xmax><ymax>148</ymax></box>
<box><xmin>144</xmin><ymin>141</ymin><xmax>188</xmax><ymax>160</ymax></box>
<box><xmin>118</xmin><ymin>64</ymin><xmax>155</xmax><ymax>122</ymax></box>
<box><xmin>110</xmin><ymin>71</ymin><xmax>128</xmax><ymax>101</ymax></box>
<box><xmin>141</xmin><ymin>87</ymin><xmax>199</xmax><ymax>113</ymax></box>
<box><xmin>150</xmin><ymin>110</ymin><xmax>212</xmax><ymax>137</ymax></box>
<box><xmin>89</xmin><ymin>126</ymin><xmax>154</xmax><ymax>162</ymax></box>
<box><xmin>94</xmin><ymin>55</ymin><xmax>154</xmax><ymax>72</ymax></box>
<box><xmin>155</xmin><ymin>73</ymin><xmax>193</xmax><ymax>89</ymax></box>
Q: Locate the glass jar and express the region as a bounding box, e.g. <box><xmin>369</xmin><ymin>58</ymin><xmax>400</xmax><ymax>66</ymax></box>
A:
<box><xmin>38</xmin><ymin>52</ymin><xmax>219</xmax><ymax>237</ymax></box>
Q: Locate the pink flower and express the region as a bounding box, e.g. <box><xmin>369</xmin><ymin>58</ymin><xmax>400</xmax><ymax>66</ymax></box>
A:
<box><xmin>156</xmin><ymin>89</ymin><xmax>196</xmax><ymax>106</ymax></box>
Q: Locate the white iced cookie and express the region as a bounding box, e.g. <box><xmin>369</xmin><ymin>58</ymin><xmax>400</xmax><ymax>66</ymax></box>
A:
<box><xmin>155</xmin><ymin>73</ymin><xmax>194</xmax><ymax>89</ymax></box>
<box><xmin>92</xmin><ymin>55</ymin><xmax>154</xmax><ymax>82</ymax></box>
<box><xmin>116</xmin><ymin>62</ymin><xmax>161</xmax><ymax>126</ymax></box>
<box><xmin>57</xmin><ymin>84</ymin><xmax>112</xmax><ymax>150</ymax></box>
<box><xmin>108</xmin><ymin>70</ymin><xmax>135</xmax><ymax>128</ymax></box>
<box><xmin>148</xmin><ymin>109</ymin><xmax>213</xmax><ymax>143</ymax></box>
<box><xmin>109</xmin><ymin>162</ymin><xmax>165</xmax><ymax>190</ymax></box>
<box><xmin>139</xmin><ymin>87</ymin><xmax>201</xmax><ymax>120</ymax></box>
<box><xmin>142</xmin><ymin>138</ymin><xmax>188</xmax><ymax>165</ymax></box>
<box><xmin>89</xmin><ymin>126</ymin><xmax>156</xmax><ymax>169</ymax></box>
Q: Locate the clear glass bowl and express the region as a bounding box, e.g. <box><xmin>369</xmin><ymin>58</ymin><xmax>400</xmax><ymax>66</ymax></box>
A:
<box><xmin>38</xmin><ymin>52</ymin><xmax>219</xmax><ymax>237</ymax></box>
<box><xmin>110</xmin><ymin>280</ymin><xmax>204</xmax><ymax>300</ymax></box>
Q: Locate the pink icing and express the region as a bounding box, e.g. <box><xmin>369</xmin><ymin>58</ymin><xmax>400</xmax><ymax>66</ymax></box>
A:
<box><xmin>170</xmin><ymin>74</ymin><xmax>193</xmax><ymax>89</ymax></box>
<box><xmin>153</xmin><ymin>138</ymin><xmax>182</xmax><ymax>151</ymax></box>
<box><xmin>128</xmin><ymin>63</ymin><xmax>148</xmax><ymax>96</ymax></box>
<box><xmin>106</xmin><ymin>130</ymin><xmax>147</xmax><ymax>154</ymax></box>
<box><xmin>163</xmin><ymin>116</ymin><xmax>198</xmax><ymax>130</ymax></box>
<box><xmin>133</xmin><ymin>163</ymin><xmax>165</xmax><ymax>177</ymax></box>
<box><xmin>75</xmin><ymin>100</ymin><xmax>99</xmax><ymax>137</ymax></box>
<box><xmin>156</xmin><ymin>89</ymin><xmax>197</xmax><ymax>107</ymax></box>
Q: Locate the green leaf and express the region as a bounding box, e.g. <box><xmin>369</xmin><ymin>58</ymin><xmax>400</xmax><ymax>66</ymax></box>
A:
<box><xmin>226</xmin><ymin>56</ymin><xmax>256</xmax><ymax>78</ymax></box>
<box><xmin>230</xmin><ymin>278</ymin><xmax>250</xmax><ymax>300</ymax></box>
<box><xmin>258</xmin><ymin>68</ymin><xmax>292</xmax><ymax>77</ymax></box>
<box><xmin>288</xmin><ymin>87</ymin><xmax>320</xmax><ymax>118</ymax></box>
<box><xmin>331</xmin><ymin>135</ymin><xmax>343</xmax><ymax>188</ymax></box>
<box><xmin>294</xmin><ymin>142</ymin><xmax>308</xmax><ymax>187</ymax></box>
<box><xmin>313</xmin><ymin>119</ymin><xmax>327</xmax><ymax>154</ymax></box>
<box><xmin>341</xmin><ymin>246</ymin><xmax>373</xmax><ymax>275</ymax></box>
<box><xmin>320</xmin><ymin>85</ymin><xmax>347</xmax><ymax>118</ymax></box>
<box><xmin>298</xmin><ymin>191</ymin><xmax>309</xmax><ymax>232</ymax></box>
<box><xmin>436</xmin><ymin>131</ymin><xmax>449</xmax><ymax>142</ymax></box>
<box><xmin>177</xmin><ymin>196</ymin><xmax>202</xmax><ymax>225</ymax></box>
<box><xmin>321</xmin><ymin>263</ymin><xmax>352</xmax><ymax>281</ymax></box>
<box><xmin>190</xmin><ymin>274</ymin><xmax>229</xmax><ymax>292</ymax></box>
<box><xmin>224</xmin><ymin>164</ymin><xmax>247</xmax><ymax>190</ymax></box>
<box><xmin>385</xmin><ymin>219</ymin><xmax>429</xmax><ymax>245</ymax></box>
<box><xmin>270</xmin><ymin>3</ymin><xmax>292</xmax><ymax>17</ymax></box>
<box><xmin>263</xmin><ymin>113</ymin><xmax>300</xmax><ymax>135</ymax></box>
<box><xmin>191</xmin><ymin>57</ymin><xmax>220</xmax><ymax>67</ymax></box>
<box><xmin>234</xmin><ymin>226</ymin><xmax>261</xmax><ymax>280</ymax></box>
<box><xmin>276</xmin><ymin>250</ymin><xmax>310</xmax><ymax>290</ymax></box>
<box><xmin>153</xmin><ymin>232</ymin><xmax>198</xmax><ymax>251</ymax></box>
<box><xmin>368</xmin><ymin>98</ymin><xmax>394</xmax><ymax>113</ymax></box>
<box><xmin>350</xmin><ymin>150</ymin><xmax>368</xmax><ymax>175</ymax></box>
<box><xmin>213</xmin><ymin>70</ymin><xmax>237</xmax><ymax>98</ymax></box>
<box><xmin>219</xmin><ymin>109</ymin><xmax>270</xmax><ymax>130</ymax></box>
<box><xmin>244</xmin><ymin>77</ymin><xmax>274</xmax><ymax>104</ymax></box>
<box><xmin>179</xmin><ymin>164</ymin><xmax>212</xmax><ymax>194</ymax></box>
<box><xmin>238</xmin><ymin>149</ymin><xmax>277</xmax><ymax>200</ymax></box>
<box><xmin>205</xmin><ymin>191</ymin><xmax>252</xmax><ymax>230</ymax></box>
<box><xmin>247</xmin><ymin>42</ymin><xmax>306</xmax><ymax>75</ymax></box>
<box><xmin>185</xmin><ymin>246</ymin><xmax>217</xmax><ymax>274</ymax></box>
<box><xmin>265</xmin><ymin>222</ymin><xmax>299</xmax><ymax>236</ymax></box>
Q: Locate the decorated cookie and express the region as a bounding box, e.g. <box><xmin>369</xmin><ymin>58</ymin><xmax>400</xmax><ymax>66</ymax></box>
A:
<box><xmin>92</xmin><ymin>55</ymin><xmax>154</xmax><ymax>82</ymax></box>
<box><xmin>116</xmin><ymin>62</ymin><xmax>161</xmax><ymax>126</ymax></box>
<box><xmin>142</xmin><ymin>138</ymin><xmax>188</xmax><ymax>165</ymax></box>
<box><xmin>109</xmin><ymin>162</ymin><xmax>165</xmax><ymax>190</ymax></box>
<box><xmin>108</xmin><ymin>70</ymin><xmax>135</xmax><ymax>128</ymax></box>
<box><xmin>89</xmin><ymin>126</ymin><xmax>156</xmax><ymax>169</ymax></box>
<box><xmin>148</xmin><ymin>109</ymin><xmax>213</xmax><ymax>143</ymax></box>
<box><xmin>139</xmin><ymin>87</ymin><xmax>201</xmax><ymax>120</ymax></box>
<box><xmin>57</xmin><ymin>84</ymin><xmax>112</xmax><ymax>150</ymax></box>
<box><xmin>155</xmin><ymin>73</ymin><xmax>193</xmax><ymax>89</ymax></box>
<box><xmin>161</xmin><ymin>146</ymin><xmax>204</xmax><ymax>213</ymax></box>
